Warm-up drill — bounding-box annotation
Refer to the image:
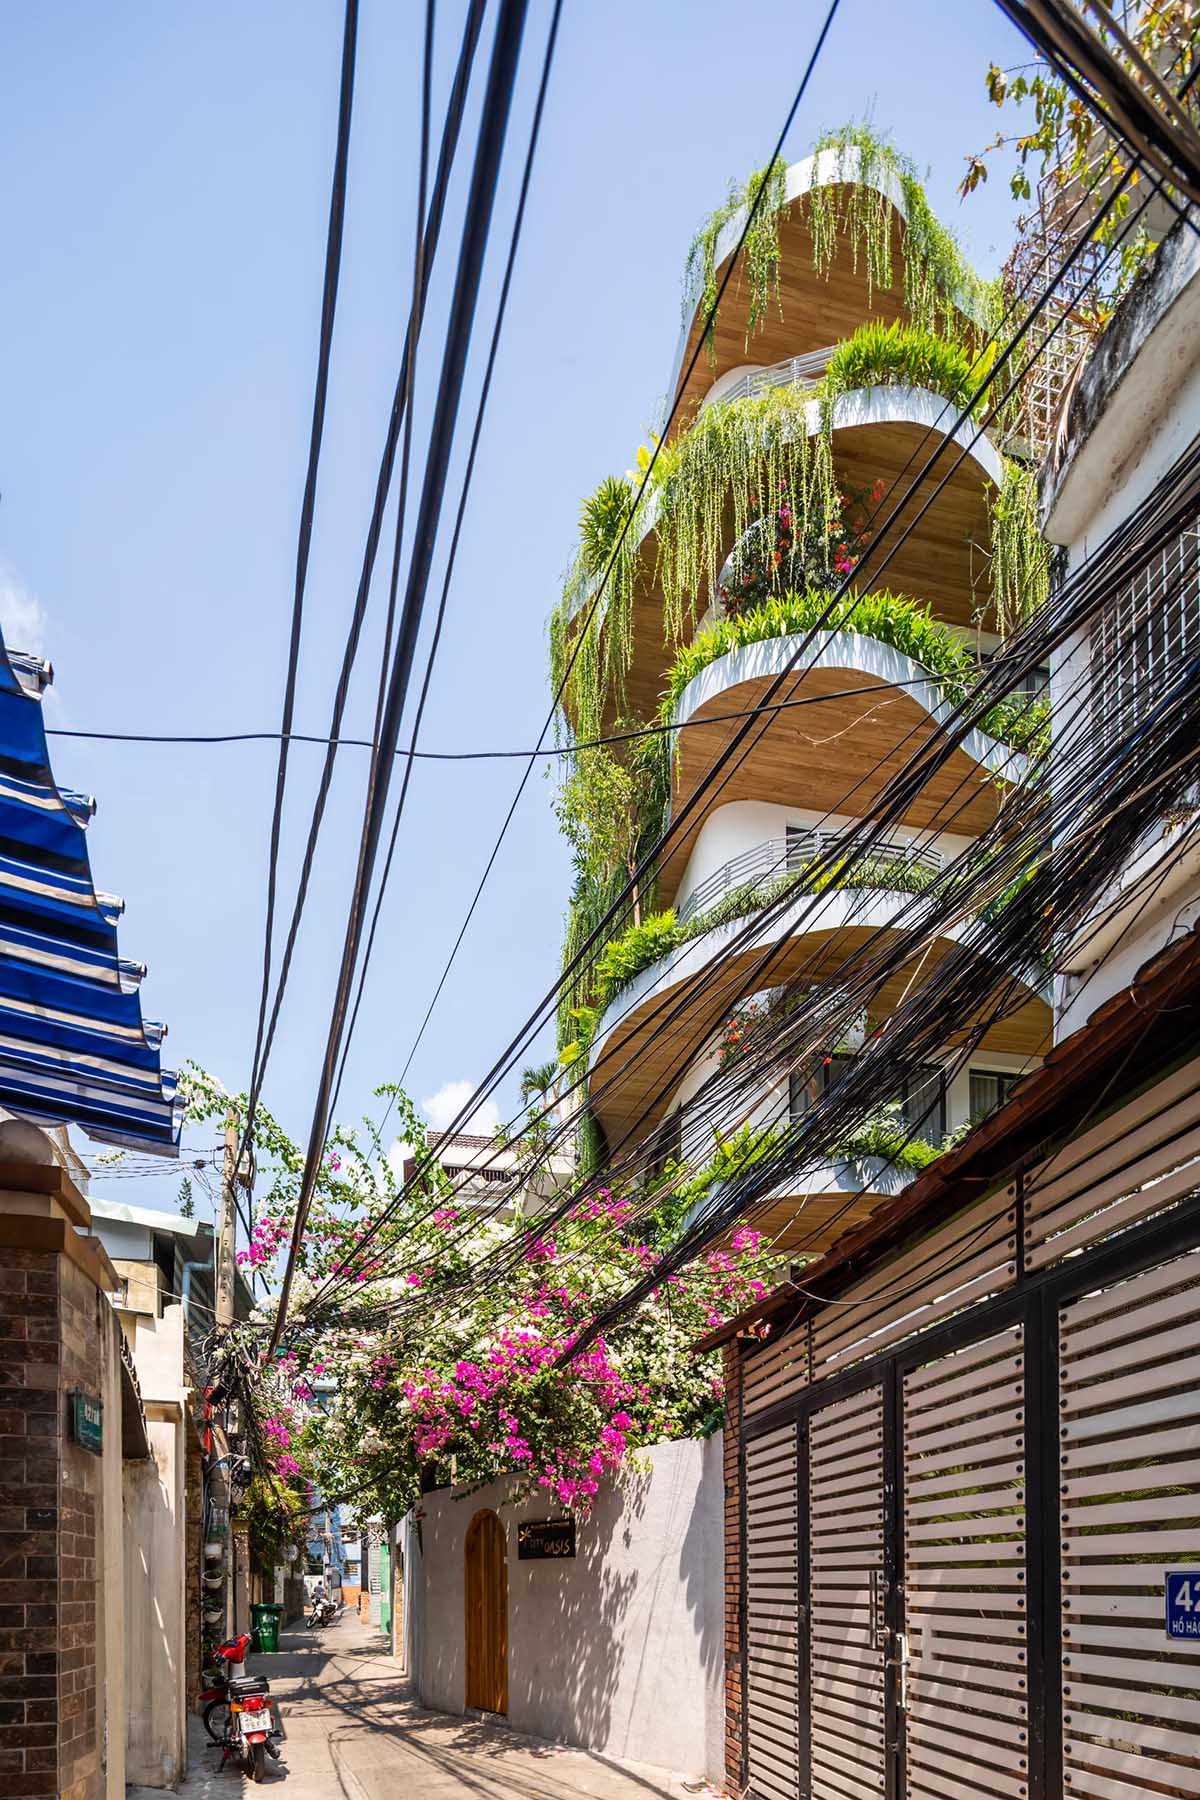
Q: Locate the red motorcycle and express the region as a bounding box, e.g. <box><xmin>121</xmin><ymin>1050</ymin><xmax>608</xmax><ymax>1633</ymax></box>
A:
<box><xmin>203</xmin><ymin>1632</ymin><xmax>285</xmax><ymax>1782</ymax></box>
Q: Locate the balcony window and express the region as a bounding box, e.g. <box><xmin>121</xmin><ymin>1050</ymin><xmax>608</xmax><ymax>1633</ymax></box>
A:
<box><xmin>790</xmin><ymin>1055</ymin><xmax>945</xmax><ymax>1141</ymax></box>
<box><xmin>1091</xmin><ymin>520</ymin><xmax>1200</xmax><ymax>751</ymax></box>
<box><xmin>900</xmin><ymin>1065</ymin><xmax>946</xmax><ymax>1141</ymax></box>
<box><xmin>969</xmin><ymin>1068</ymin><xmax>1019</xmax><ymax>1124</ymax></box>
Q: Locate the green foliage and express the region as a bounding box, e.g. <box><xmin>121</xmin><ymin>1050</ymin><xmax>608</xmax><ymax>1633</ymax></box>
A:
<box><xmin>579</xmin><ymin>474</ymin><xmax>635</xmax><ymax>578</ymax></box>
<box><xmin>593</xmin><ymin>909</ymin><xmax>682</xmax><ymax>1002</ymax></box>
<box><xmin>177</xmin><ymin>1176</ymin><xmax>195</xmax><ymax>1219</ymax></box>
<box><xmin>241</xmin><ymin>1473</ymin><xmax>307</xmax><ymax>1570</ymax></box>
<box><xmin>683</xmin><ymin>158</ymin><xmax>789</xmax><ymax>355</ymax></box>
<box><xmin>586</xmin><ymin>850</ymin><xmax>940</xmax><ymax>1021</ymax></box>
<box><xmin>824</xmin><ymin>320</ymin><xmax>979</xmax><ymax>415</ymax></box>
<box><xmin>834</xmin><ymin>1115</ymin><xmax>941</xmax><ymax>1172</ymax></box>
<box><xmin>807</xmin><ymin>124</ymin><xmax>1000</xmax><ymax>335</ymax></box>
<box><xmin>659</xmin><ymin>584</ymin><xmax>1039</xmax><ymax>750</ymax></box>
<box><xmin>653</xmin><ymin>382</ymin><xmax>837</xmax><ymax>638</ymax></box>
<box><xmin>670</xmin><ymin>1121</ymin><xmax>792</xmax><ymax>1214</ymax></box>
<box><xmin>991</xmin><ymin>461</ymin><xmax>1051</xmax><ymax>636</ymax></box>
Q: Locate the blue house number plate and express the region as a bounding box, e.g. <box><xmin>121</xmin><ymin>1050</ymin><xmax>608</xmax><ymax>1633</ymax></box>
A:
<box><xmin>1165</xmin><ymin>1572</ymin><xmax>1200</xmax><ymax>1637</ymax></box>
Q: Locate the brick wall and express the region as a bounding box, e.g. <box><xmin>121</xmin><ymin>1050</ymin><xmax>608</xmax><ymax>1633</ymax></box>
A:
<box><xmin>722</xmin><ymin>1342</ymin><xmax>744</xmax><ymax>1797</ymax></box>
<box><xmin>0</xmin><ymin>1246</ymin><xmax>66</xmax><ymax>1799</ymax></box>
<box><xmin>0</xmin><ymin>1241</ymin><xmax>110</xmax><ymax>1800</ymax></box>
<box><xmin>58</xmin><ymin>1258</ymin><xmax>103</xmax><ymax>1800</ymax></box>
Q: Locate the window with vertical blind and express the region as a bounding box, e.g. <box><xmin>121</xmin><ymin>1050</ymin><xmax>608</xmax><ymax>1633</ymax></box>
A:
<box><xmin>790</xmin><ymin>1057</ymin><xmax>945</xmax><ymax>1140</ymax></box>
<box><xmin>969</xmin><ymin>1067</ymin><xmax>1019</xmax><ymax>1124</ymax></box>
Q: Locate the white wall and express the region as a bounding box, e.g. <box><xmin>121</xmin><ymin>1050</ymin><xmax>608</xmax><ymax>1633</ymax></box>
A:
<box><xmin>121</xmin><ymin>1302</ymin><xmax>188</xmax><ymax>1787</ymax></box>
<box><xmin>409</xmin><ymin>1436</ymin><xmax>725</xmax><ymax>1783</ymax></box>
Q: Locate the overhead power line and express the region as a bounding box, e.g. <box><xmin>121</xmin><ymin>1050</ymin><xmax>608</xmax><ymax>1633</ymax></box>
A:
<box><xmin>391</xmin><ymin>0</ymin><xmax>847</xmax><ymax>1092</ymax></box>
<box><xmin>243</xmin><ymin>0</ymin><xmax>360</xmax><ymax>1175</ymax></box>
<box><xmin>266</xmin><ymin>0</ymin><xmax>534</xmax><ymax>1359</ymax></box>
<box><xmin>238</xmin><ymin>0</ymin><xmax>488</xmax><ymax>1167</ymax></box>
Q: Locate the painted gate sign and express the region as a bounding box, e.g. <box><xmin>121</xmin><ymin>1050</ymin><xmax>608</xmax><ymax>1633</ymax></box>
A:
<box><xmin>1165</xmin><ymin>1571</ymin><xmax>1200</xmax><ymax>1637</ymax></box>
<box><xmin>517</xmin><ymin>1518</ymin><xmax>575</xmax><ymax>1560</ymax></box>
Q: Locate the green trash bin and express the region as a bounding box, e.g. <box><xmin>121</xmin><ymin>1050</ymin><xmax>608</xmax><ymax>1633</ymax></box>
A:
<box><xmin>250</xmin><ymin>1601</ymin><xmax>284</xmax><ymax>1653</ymax></box>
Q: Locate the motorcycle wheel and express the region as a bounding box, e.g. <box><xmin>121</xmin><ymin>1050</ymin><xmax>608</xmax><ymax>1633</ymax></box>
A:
<box><xmin>248</xmin><ymin>1740</ymin><xmax>267</xmax><ymax>1783</ymax></box>
<box><xmin>203</xmin><ymin>1697</ymin><xmax>230</xmax><ymax>1744</ymax></box>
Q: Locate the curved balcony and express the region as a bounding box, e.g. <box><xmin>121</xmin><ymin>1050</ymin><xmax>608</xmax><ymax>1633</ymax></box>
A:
<box><xmin>561</xmin><ymin>381</ymin><xmax>1003</xmax><ymax>730</ymax></box>
<box><xmin>668</xmin><ymin>145</ymin><xmax>987</xmax><ymax>433</ymax></box>
<box><xmin>586</xmin><ymin>886</ymin><xmax>1050</xmax><ymax>1148</ymax></box>
<box><xmin>676</xmin><ymin>831</ymin><xmax>943</xmax><ymax>926</ymax></box>
<box><xmin>656</xmin><ymin>629</ymin><xmax>1027</xmax><ymax>908</ymax></box>
<box><xmin>709</xmin><ymin>1155</ymin><xmax>916</xmax><ymax>1256</ymax></box>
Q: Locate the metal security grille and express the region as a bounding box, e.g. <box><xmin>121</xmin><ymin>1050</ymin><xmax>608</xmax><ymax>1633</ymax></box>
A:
<box><xmin>744</xmin><ymin>1422</ymin><xmax>802</xmax><ymax>1800</ymax></box>
<box><xmin>1091</xmin><ymin>519</ymin><xmax>1200</xmax><ymax>752</ymax></box>
<box><xmin>903</xmin><ymin>1326</ymin><xmax>1029</xmax><ymax>1800</ymax></box>
<box><xmin>1059</xmin><ymin>1246</ymin><xmax>1200</xmax><ymax>1800</ymax></box>
<box><xmin>809</xmin><ymin>1385</ymin><xmax>887</xmax><ymax>1800</ymax></box>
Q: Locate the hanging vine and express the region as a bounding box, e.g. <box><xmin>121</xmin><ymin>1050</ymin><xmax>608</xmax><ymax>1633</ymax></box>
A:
<box><xmin>991</xmin><ymin>460</ymin><xmax>1051</xmax><ymax>635</ymax></box>
<box><xmin>683</xmin><ymin>158</ymin><xmax>789</xmax><ymax>357</ymax></box>
<box><xmin>680</xmin><ymin>125</ymin><xmax>1003</xmax><ymax>367</ymax></box>
<box><xmin>804</xmin><ymin>123</ymin><xmax>1001</xmax><ymax>338</ymax></box>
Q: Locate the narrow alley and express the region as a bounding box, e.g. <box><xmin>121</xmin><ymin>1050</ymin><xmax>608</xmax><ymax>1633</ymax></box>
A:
<box><xmin>129</xmin><ymin>1613</ymin><xmax>711</xmax><ymax>1800</ymax></box>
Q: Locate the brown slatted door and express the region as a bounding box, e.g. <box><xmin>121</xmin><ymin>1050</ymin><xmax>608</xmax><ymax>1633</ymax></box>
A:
<box><xmin>902</xmin><ymin>1325</ymin><xmax>1029</xmax><ymax>1800</ymax></box>
<box><xmin>465</xmin><ymin>1509</ymin><xmax>508</xmax><ymax>1714</ymax></box>
<box><xmin>1059</xmin><ymin>1246</ymin><xmax>1200</xmax><ymax>1800</ymax></box>
<box><xmin>809</xmin><ymin>1384</ymin><xmax>888</xmax><ymax>1800</ymax></box>
<box><xmin>745</xmin><ymin>1422</ymin><xmax>802</xmax><ymax>1800</ymax></box>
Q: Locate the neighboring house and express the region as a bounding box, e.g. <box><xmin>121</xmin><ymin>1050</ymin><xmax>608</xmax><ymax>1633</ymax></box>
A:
<box><xmin>83</xmin><ymin>1200</ymin><xmax>254</xmax><ymax>1786</ymax></box>
<box><xmin>707</xmin><ymin>207</ymin><xmax>1200</xmax><ymax>1800</ymax></box>
<box><xmin>401</xmin><ymin>1128</ymin><xmax>575</xmax><ymax>1218</ymax></box>
<box><xmin>0</xmin><ymin>613</ymin><xmax>182</xmax><ymax>1798</ymax></box>
<box><xmin>1040</xmin><ymin>210</ymin><xmax>1200</xmax><ymax>1042</ymax></box>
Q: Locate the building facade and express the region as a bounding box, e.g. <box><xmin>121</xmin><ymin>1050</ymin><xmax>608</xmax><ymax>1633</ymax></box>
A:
<box><xmin>554</xmin><ymin>132</ymin><xmax>1051</xmax><ymax>1264</ymax></box>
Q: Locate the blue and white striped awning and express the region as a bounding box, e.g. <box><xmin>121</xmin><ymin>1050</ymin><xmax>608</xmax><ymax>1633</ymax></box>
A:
<box><xmin>0</xmin><ymin>628</ymin><xmax>179</xmax><ymax>1153</ymax></box>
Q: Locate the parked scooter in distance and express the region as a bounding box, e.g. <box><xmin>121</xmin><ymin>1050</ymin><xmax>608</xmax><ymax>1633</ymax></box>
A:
<box><xmin>211</xmin><ymin>1631</ymin><xmax>286</xmax><ymax>1782</ymax></box>
<box><xmin>305</xmin><ymin>1593</ymin><xmax>340</xmax><ymax>1629</ymax></box>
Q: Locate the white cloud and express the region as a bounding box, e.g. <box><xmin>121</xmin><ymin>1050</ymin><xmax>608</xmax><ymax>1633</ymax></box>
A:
<box><xmin>421</xmin><ymin>1079</ymin><xmax>500</xmax><ymax>1137</ymax></box>
<box><xmin>0</xmin><ymin>569</ymin><xmax>47</xmax><ymax>658</ymax></box>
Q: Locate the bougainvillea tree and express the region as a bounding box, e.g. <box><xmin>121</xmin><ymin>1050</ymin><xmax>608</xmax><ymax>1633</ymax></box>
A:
<box><xmin>183</xmin><ymin>1068</ymin><xmax>775</xmax><ymax>1522</ymax></box>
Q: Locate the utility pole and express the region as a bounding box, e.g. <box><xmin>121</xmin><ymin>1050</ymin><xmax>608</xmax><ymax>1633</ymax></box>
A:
<box><xmin>215</xmin><ymin>1110</ymin><xmax>238</xmax><ymax>1328</ymax></box>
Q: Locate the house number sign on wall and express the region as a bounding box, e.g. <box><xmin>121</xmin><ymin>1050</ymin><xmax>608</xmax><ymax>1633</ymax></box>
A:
<box><xmin>517</xmin><ymin>1518</ymin><xmax>576</xmax><ymax>1560</ymax></box>
<box><xmin>1166</xmin><ymin>1572</ymin><xmax>1200</xmax><ymax>1637</ymax></box>
<box><xmin>69</xmin><ymin>1391</ymin><xmax>103</xmax><ymax>1456</ymax></box>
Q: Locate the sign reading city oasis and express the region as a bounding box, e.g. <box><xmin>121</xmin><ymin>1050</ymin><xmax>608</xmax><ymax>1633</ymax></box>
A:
<box><xmin>517</xmin><ymin>1518</ymin><xmax>576</xmax><ymax>1561</ymax></box>
<box><xmin>70</xmin><ymin>1391</ymin><xmax>103</xmax><ymax>1456</ymax></box>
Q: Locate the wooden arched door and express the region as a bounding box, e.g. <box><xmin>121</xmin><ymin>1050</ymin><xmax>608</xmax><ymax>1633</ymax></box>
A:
<box><xmin>464</xmin><ymin>1509</ymin><xmax>507</xmax><ymax>1713</ymax></box>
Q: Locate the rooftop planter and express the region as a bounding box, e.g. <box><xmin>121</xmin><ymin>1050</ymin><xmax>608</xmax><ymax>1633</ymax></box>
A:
<box><xmin>672</xmin><ymin>126</ymin><xmax>1000</xmax><ymax>424</ymax></box>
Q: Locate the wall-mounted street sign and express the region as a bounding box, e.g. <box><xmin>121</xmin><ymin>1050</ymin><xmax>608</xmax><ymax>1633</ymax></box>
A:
<box><xmin>517</xmin><ymin>1517</ymin><xmax>576</xmax><ymax>1561</ymax></box>
<box><xmin>69</xmin><ymin>1391</ymin><xmax>103</xmax><ymax>1456</ymax></box>
<box><xmin>1165</xmin><ymin>1571</ymin><xmax>1200</xmax><ymax>1637</ymax></box>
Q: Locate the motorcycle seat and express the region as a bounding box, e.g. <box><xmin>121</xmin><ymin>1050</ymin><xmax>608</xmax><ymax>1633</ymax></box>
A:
<box><xmin>230</xmin><ymin>1676</ymin><xmax>271</xmax><ymax>1697</ymax></box>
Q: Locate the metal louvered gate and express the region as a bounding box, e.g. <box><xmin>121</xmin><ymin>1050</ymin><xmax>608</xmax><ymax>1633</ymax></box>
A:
<box><xmin>739</xmin><ymin>1059</ymin><xmax>1200</xmax><ymax>1800</ymax></box>
<box><xmin>742</xmin><ymin>1241</ymin><xmax>1200</xmax><ymax>1800</ymax></box>
<box><xmin>745</xmin><ymin>1327</ymin><xmax>1033</xmax><ymax>1800</ymax></box>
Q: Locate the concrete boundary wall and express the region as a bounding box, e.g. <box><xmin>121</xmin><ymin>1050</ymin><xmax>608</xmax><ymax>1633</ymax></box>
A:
<box><xmin>405</xmin><ymin>1435</ymin><xmax>724</xmax><ymax>1784</ymax></box>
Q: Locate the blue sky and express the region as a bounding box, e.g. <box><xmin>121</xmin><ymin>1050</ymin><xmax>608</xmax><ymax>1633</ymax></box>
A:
<box><xmin>0</xmin><ymin>0</ymin><xmax>1028</xmax><ymax>1224</ymax></box>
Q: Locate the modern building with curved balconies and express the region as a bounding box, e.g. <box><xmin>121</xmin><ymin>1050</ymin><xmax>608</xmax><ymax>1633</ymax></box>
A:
<box><xmin>549</xmin><ymin>125</ymin><xmax>1051</xmax><ymax>1261</ymax></box>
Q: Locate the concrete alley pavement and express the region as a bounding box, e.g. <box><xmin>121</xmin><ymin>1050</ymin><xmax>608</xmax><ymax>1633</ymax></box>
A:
<box><xmin>130</xmin><ymin>1611</ymin><xmax>721</xmax><ymax>1800</ymax></box>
